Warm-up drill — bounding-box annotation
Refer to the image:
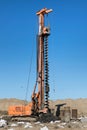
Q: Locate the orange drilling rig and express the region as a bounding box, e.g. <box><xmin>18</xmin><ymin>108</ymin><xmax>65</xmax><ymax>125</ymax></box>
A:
<box><xmin>8</xmin><ymin>8</ymin><xmax>53</xmax><ymax>116</ymax></box>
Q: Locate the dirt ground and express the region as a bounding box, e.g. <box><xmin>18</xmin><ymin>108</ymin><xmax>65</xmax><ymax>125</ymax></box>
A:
<box><xmin>0</xmin><ymin>120</ymin><xmax>87</xmax><ymax>130</ymax></box>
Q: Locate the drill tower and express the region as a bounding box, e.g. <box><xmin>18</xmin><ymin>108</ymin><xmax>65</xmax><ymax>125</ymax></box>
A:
<box><xmin>8</xmin><ymin>8</ymin><xmax>53</xmax><ymax>116</ymax></box>
<box><xmin>36</xmin><ymin>8</ymin><xmax>52</xmax><ymax>111</ymax></box>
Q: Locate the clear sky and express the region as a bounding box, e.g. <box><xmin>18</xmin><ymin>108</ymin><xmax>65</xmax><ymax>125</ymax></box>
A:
<box><xmin>0</xmin><ymin>0</ymin><xmax>87</xmax><ymax>101</ymax></box>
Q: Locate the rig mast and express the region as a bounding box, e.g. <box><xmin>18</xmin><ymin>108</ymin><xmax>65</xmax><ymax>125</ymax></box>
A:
<box><xmin>36</xmin><ymin>8</ymin><xmax>52</xmax><ymax>111</ymax></box>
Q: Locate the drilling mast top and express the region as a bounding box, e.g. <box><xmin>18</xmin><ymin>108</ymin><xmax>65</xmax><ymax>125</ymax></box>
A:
<box><xmin>36</xmin><ymin>8</ymin><xmax>53</xmax><ymax>36</ymax></box>
<box><xmin>36</xmin><ymin>8</ymin><xmax>53</xmax><ymax>15</ymax></box>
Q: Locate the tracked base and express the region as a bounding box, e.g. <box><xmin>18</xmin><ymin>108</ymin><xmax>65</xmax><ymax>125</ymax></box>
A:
<box><xmin>2</xmin><ymin>115</ymin><xmax>37</xmax><ymax>122</ymax></box>
<box><xmin>37</xmin><ymin>112</ymin><xmax>58</xmax><ymax>123</ymax></box>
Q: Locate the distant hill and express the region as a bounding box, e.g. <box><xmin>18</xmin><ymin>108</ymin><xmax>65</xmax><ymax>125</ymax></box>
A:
<box><xmin>49</xmin><ymin>98</ymin><xmax>87</xmax><ymax>116</ymax></box>
<box><xmin>0</xmin><ymin>98</ymin><xmax>25</xmax><ymax>111</ymax></box>
<box><xmin>0</xmin><ymin>98</ymin><xmax>87</xmax><ymax>116</ymax></box>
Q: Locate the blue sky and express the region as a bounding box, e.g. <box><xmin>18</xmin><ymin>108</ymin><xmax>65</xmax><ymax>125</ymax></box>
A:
<box><xmin>0</xmin><ymin>0</ymin><xmax>87</xmax><ymax>100</ymax></box>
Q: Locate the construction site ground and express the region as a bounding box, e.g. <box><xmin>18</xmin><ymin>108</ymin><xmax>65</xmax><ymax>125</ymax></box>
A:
<box><xmin>0</xmin><ymin>98</ymin><xmax>87</xmax><ymax>130</ymax></box>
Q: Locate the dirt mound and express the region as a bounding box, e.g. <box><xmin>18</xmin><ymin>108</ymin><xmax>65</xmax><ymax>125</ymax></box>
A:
<box><xmin>0</xmin><ymin>98</ymin><xmax>25</xmax><ymax>111</ymax></box>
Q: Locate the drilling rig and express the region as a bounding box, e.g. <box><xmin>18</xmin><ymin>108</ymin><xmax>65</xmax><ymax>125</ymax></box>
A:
<box><xmin>8</xmin><ymin>8</ymin><xmax>53</xmax><ymax>116</ymax></box>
